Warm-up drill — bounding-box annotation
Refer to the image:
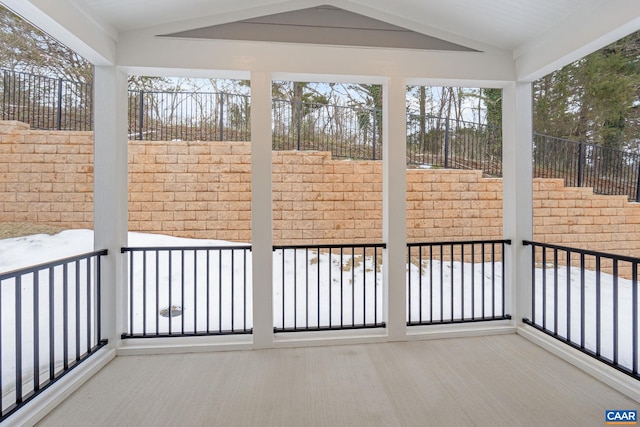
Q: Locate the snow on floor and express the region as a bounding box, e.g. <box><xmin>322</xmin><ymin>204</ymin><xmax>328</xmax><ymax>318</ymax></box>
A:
<box><xmin>0</xmin><ymin>230</ymin><xmax>638</xmax><ymax>403</ymax></box>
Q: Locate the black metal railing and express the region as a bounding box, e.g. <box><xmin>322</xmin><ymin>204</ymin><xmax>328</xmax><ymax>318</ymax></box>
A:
<box><xmin>523</xmin><ymin>241</ymin><xmax>639</xmax><ymax>381</ymax></box>
<box><xmin>272</xmin><ymin>99</ymin><xmax>381</xmax><ymax>160</ymax></box>
<box><xmin>128</xmin><ymin>90</ymin><xmax>250</xmax><ymax>141</ymax></box>
<box><xmin>1</xmin><ymin>69</ymin><xmax>93</xmax><ymax>131</ymax></box>
<box><xmin>533</xmin><ymin>134</ymin><xmax>640</xmax><ymax>201</ymax></box>
<box><xmin>120</xmin><ymin>246</ymin><xmax>252</xmax><ymax>338</ymax></box>
<box><xmin>0</xmin><ymin>250</ymin><xmax>108</xmax><ymax>422</ymax></box>
<box><xmin>407</xmin><ymin>114</ymin><xmax>503</xmax><ymax>176</ymax></box>
<box><xmin>406</xmin><ymin>240</ymin><xmax>511</xmax><ymax>326</ymax></box>
<box><xmin>273</xmin><ymin>243</ymin><xmax>386</xmax><ymax>332</ymax></box>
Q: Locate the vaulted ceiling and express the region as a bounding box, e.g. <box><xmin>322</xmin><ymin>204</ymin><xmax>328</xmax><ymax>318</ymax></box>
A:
<box><xmin>2</xmin><ymin>0</ymin><xmax>640</xmax><ymax>82</ymax></box>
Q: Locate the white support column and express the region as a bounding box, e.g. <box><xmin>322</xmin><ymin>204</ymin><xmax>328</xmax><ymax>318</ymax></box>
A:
<box><xmin>250</xmin><ymin>70</ymin><xmax>274</xmax><ymax>349</ymax></box>
<box><xmin>93</xmin><ymin>66</ymin><xmax>128</xmax><ymax>348</ymax></box>
<box><xmin>502</xmin><ymin>82</ymin><xmax>533</xmax><ymax>326</ymax></box>
<box><xmin>383</xmin><ymin>77</ymin><xmax>407</xmax><ymax>341</ymax></box>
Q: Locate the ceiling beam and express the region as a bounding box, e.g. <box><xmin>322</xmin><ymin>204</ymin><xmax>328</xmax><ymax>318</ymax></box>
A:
<box><xmin>1</xmin><ymin>0</ymin><xmax>117</xmax><ymax>65</ymax></box>
<box><xmin>515</xmin><ymin>0</ymin><xmax>640</xmax><ymax>81</ymax></box>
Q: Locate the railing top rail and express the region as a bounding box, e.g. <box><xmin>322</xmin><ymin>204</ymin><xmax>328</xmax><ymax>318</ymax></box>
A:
<box><xmin>0</xmin><ymin>249</ymin><xmax>108</xmax><ymax>281</ymax></box>
<box><xmin>273</xmin><ymin>242</ymin><xmax>386</xmax><ymax>250</ymax></box>
<box><xmin>523</xmin><ymin>240</ymin><xmax>640</xmax><ymax>264</ymax></box>
<box><xmin>121</xmin><ymin>245</ymin><xmax>252</xmax><ymax>252</ymax></box>
<box><xmin>407</xmin><ymin>239</ymin><xmax>511</xmax><ymax>247</ymax></box>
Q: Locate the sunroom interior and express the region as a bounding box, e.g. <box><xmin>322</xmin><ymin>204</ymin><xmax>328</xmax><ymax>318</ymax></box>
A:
<box><xmin>1</xmin><ymin>0</ymin><xmax>640</xmax><ymax>424</ymax></box>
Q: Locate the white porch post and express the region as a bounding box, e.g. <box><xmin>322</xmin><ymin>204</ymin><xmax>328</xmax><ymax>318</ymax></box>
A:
<box><xmin>383</xmin><ymin>76</ymin><xmax>407</xmax><ymax>340</ymax></box>
<box><xmin>502</xmin><ymin>82</ymin><xmax>533</xmax><ymax>326</ymax></box>
<box><xmin>93</xmin><ymin>66</ymin><xmax>128</xmax><ymax>348</ymax></box>
<box><xmin>250</xmin><ymin>70</ymin><xmax>274</xmax><ymax>349</ymax></box>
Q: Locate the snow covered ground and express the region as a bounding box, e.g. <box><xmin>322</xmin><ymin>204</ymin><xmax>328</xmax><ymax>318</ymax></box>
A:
<box><xmin>0</xmin><ymin>230</ymin><xmax>638</xmax><ymax>403</ymax></box>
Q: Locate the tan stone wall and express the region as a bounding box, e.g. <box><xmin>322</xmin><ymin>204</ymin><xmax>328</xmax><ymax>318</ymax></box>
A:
<box><xmin>2</xmin><ymin>123</ymin><xmax>640</xmax><ymax>263</ymax></box>
<box><xmin>0</xmin><ymin>121</ymin><xmax>94</xmax><ymax>228</ymax></box>
<box><xmin>128</xmin><ymin>140</ymin><xmax>252</xmax><ymax>242</ymax></box>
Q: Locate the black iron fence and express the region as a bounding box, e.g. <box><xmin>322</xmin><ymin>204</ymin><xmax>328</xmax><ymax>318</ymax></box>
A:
<box><xmin>406</xmin><ymin>114</ymin><xmax>503</xmax><ymax>176</ymax></box>
<box><xmin>523</xmin><ymin>240</ymin><xmax>639</xmax><ymax>381</ymax></box>
<box><xmin>272</xmin><ymin>99</ymin><xmax>381</xmax><ymax>160</ymax></box>
<box><xmin>0</xmin><ymin>69</ymin><xmax>92</xmax><ymax>131</ymax></box>
<box><xmin>406</xmin><ymin>240</ymin><xmax>511</xmax><ymax>326</ymax></box>
<box><xmin>4</xmin><ymin>68</ymin><xmax>640</xmax><ymax>200</ymax></box>
<box><xmin>0</xmin><ymin>249</ymin><xmax>108</xmax><ymax>422</ymax></box>
<box><xmin>533</xmin><ymin>134</ymin><xmax>640</xmax><ymax>201</ymax></box>
<box><xmin>120</xmin><ymin>245</ymin><xmax>252</xmax><ymax>338</ymax></box>
<box><xmin>128</xmin><ymin>90</ymin><xmax>250</xmax><ymax>141</ymax></box>
<box><xmin>273</xmin><ymin>243</ymin><xmax>386</xmax><ymax>332</ymax></box>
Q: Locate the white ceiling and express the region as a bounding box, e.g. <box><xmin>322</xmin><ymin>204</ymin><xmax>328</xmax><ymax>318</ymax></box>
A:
<box><xmin>3</xmin><ymin>0</ymin><xmax>639</xmax><ymax>82</ymax></box>
<box><xmin>81</xmin><ymin>0</ymin><xmax>606</xmax><ymax>52</ymax></box>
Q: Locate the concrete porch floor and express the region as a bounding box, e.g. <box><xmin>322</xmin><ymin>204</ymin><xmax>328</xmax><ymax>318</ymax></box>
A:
<box><xmin>36</xmin><ymin>334</ymin><xmax>638</xmax><ymax>426</ymax></box>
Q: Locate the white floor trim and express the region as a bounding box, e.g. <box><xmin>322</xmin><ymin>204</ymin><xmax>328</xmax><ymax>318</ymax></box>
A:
<box><xmin>7</xmin><ymin>348</ymin><xmax>116</xmax><ymax>427</ymax></box>
<box><xmin>517</xmin><ymin>326</ymin><xmax>640</xmax><ymax>403</ymax></box>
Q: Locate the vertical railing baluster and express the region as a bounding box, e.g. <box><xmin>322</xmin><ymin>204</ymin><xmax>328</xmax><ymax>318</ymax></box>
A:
<box><xmin>491</xmin><ymin>243</ymin><xmax>496</xmax><ymax>318</ymax></box>
<box><xmin>206</xmin><ymin>250</ymin><xmax>210</xmax><ymax>333</ymax></box>
<box><xmin>566</xmin><ymin>251</ymin><xmax>571</xmax><ymax>342</ymax></box>
<box><xmin>181</xmin><ymin>250</ymin><xmax>185</xmax><ymax>334</ymax></box>
<box><xmin>471</xmin><ymin>243</ymin><xmax>475</xmax><ymax>320</ymax></box>
<box><xmin>374</xmin><ymin>247</ymin><xmax>379</xmax><ymax>326</ymax></box>
<box><xmin>408</xmin><ymin>246</ymin><xmax>412</xmax><ymax>324</ymax></box>
<box><xmin>75</xmin><ymin>260</ymin><xmax>81</xmax><ymax>361</ymax></box>
<box><xmin>596</xmin><ymin>256</ymin><xmax>601</xmax><ymax>356</ymax></box>
<box><xmin>632</xmin><ymin>261</ymin><xmax>638</xmax><ymax>375</ymax></box>
<box><xmin>440</xmin><ymin>244</ymin><xmax>444</xmax><ymax>322</ymax></box>
<box><xmin>580</xmin><ymin>253</ymin><xmax>586</xmax><ymax>349</ymax></box>
<box><xmin>450</xmin><ymin>243</ymin><xmax>454</xmax><ymax>321</ymax></box>
<box><xmin>429</xmin><ymin>245</ymin><xmax>433</xmax><ymax>322</ymax></box>
<box><xmin>481</xmin><ymin>243</ymin><xmax>486</xmax><ymax>319</ymax></box>
<box><xmin>155</xmin><ymin>250</ymin><xmax>159</xmax><ymax>336</ymax></box>
<box><xmin>282</xmin><ymin>249</ymin><xmax>286</xmax><ymax>330</ymax></box>
<box><xmin>613</xmin><ymin>259</ymin><xmax>619</xmax><ymax>365</ymax></box>
<box><xmin>87</xmin><ymin>258</ymin><xmax>92</xmax><ymax>353</ymax></box>
<box><xmin>0</xmin><ymin>277</ymin><xmax>3</xmax><ymax>413</ymax></box>
<box><xmin>461</xmin><ymin>244</ymin><xmax>465</xmax><ymax>320</ymax></box>
<box><xmin>553</xmin><ymin>249</ymin><xmax>559</xmax><ymax>336</ymax></box>
<box><xmin>62</xmin><ymin>264</ymin><xmax>68</xmax><ymax>370</ymax></box>
<box><xmin>306</xmin><ymin>248</ymin><xmax>309</xmax><ymax>328</ymax></box>
<box><xmin>501</xmin><ymin>242</ymin><xmax>506</xmax><ymax>317</ymax></box>
<box><xmin>328</xmin><ymin>248</ymin><xmax>332</xmax><ymax>327</ymax></box>
<box><xmin>542</xmin><ymin>247</ymin><xmax>547</xmax><ymax>329</ymax></box>
<box><xmin>231</xmin><ymin>250</ymin><xmax>235</xmax><ymax>332</ymax></box>
<box><xmin>194</xmin><ymin>250</ymin><xmax>198</xmax><ymax>333</ymax></box>
<box><xmin>363</xmin><ymin>246</ymin><xmax>367</xmax><ymax>325</ymax></box>
<box><xmin>129</xmin><ymin>251</ymin><xmax>134</xmax><ymax>336</ymax></box>
<box><xmin>243</xmin><ymin>249</ymin><xmax>248</xmax><ymax>332</ymax></box>
<box><xmin>218</xmin><ymin>250</ymin><xmax>222</xmax><ymax>333</ymax></box>
<box><xmin>142</xmin><ymin>251</ymin><xmax>146</xmax><ymax>336</ymax></box>
<box><xmin>96</xmin><ymin>254</ymin><xmax>103</xmax><ymax>340</ymax></box>
<box><xmin>33</xmin><ymin>272</ymin><xmax>40</xmax><ymax>391</ymax></box>
<box><xmin>168</xmin><ymin>250</ymin><xmax>173</xmax><ymax>335</ymax></box>
<box><xmin>340</xmin><ymin>247</ymin><xmax>344</xmax><ymax>328</ymax></box>
<box><xmin>16</xmin><ymin>275</ymin><xmax>23</xmax><ymax>404</ymax></box>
